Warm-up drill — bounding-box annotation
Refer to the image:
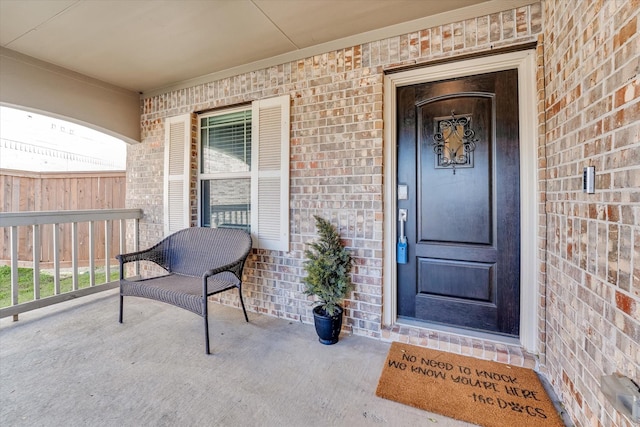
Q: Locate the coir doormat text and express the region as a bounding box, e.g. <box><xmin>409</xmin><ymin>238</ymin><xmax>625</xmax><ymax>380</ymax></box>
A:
<box><xmin>376</xmin><ymin>342</ymin><xmax>565</xmax><ymax>427</ymax></box>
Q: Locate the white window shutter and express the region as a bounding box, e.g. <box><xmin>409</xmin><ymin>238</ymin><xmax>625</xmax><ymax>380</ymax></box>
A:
<box><xmin>251</xmin><ymin>95</ymin><xmax>290</xmax><ymax>251</ymax></box>
<box><xmin>164</xmin><ymin>114</ymin><xmax>191</xmax><ymax>236</ymax></box>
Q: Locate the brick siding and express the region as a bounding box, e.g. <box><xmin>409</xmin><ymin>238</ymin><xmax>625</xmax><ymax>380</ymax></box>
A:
<box><xmin>134</xmin><ymin>4</ymin><xmax>543</xmax><ymax>328</ymax></box>
<box><xmin>543</xmin><ymin>1</ymin><xmax>639</xmax><ymax>426</ymax></box>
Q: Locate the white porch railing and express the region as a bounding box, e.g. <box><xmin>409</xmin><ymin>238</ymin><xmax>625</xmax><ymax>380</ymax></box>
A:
<box><xmin>0</xmin><ymin>209</ymin><xmax>143</xmax><ymax>320</ymax></box>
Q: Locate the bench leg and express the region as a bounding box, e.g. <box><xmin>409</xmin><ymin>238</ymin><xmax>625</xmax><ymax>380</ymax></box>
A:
<box><xmin>238</xmin><ymin>287</ymin><xmax>249</xmax><ymax>322</ymax></box>
<box><xmin>204</xmin><ymin>315</ymin><xmax>210</xmax><ymax>355</ymax></box>
<box><xmin>119</xmin><ymin>294</ymin><xmax>124</xmax><ymax>323</ymax></box>
<box><xmin>203</xmin><ymin>296</ymin><xmax>211</xmax><ymax>354</ymax></box>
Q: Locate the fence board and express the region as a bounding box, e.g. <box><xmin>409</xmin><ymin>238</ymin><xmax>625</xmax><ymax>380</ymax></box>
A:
<box><xmin>0</xmin><ymin>169</ymin><xmax>126</xmax><ymax>266</ymax></box>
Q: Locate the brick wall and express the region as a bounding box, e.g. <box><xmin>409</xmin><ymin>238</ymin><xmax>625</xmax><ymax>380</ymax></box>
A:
<box><xmin>131</xmin><ymin>5</ymin><xmax>543</xmax><ymax>347</ymax></box>
<box><xmin>134</xmin><ymin>3</ymin><xmax>543</xmax><ymax>332</ymax></box>
<box><xmin>543</xmin><ymin>0</ymin><xmax>639</xmax><ymax>426</ymax></box>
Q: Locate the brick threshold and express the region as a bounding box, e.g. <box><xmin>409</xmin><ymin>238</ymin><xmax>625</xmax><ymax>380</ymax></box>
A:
<box><xmin>381</xmin><ymin>324</ymin><xmax>538</xmax><ymax>370</ymax></box>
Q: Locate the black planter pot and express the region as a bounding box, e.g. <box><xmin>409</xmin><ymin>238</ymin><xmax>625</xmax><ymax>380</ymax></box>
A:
<box><xmin>312</xmin><ymin>305</ymin><xmax>343</xmax><ymax>345</ymax></box>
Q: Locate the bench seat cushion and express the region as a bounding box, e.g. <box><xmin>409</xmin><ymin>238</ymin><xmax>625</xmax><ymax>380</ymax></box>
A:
<box><xmin>121</xmin><ymin>272</ymin><xmax>240</xmax><ymax>316</ymax></box>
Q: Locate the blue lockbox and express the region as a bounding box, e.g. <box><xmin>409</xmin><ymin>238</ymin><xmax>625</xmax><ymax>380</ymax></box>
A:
<box><xmin>397</xmin><ymin>238</ymin><xmax>407</xmax><ymax>264</ymax></box>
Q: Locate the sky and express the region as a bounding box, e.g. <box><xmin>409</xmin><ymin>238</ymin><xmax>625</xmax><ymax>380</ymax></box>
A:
<box><xmin>0</xmin><ymin>106</ymin><xmax>126</xmax><ymax>172</ymax></box>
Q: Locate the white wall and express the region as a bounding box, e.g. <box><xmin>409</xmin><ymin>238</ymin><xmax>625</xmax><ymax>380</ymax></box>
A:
<box><xmin>0</xmin><ymin>47</ymin><xmax>140</xmax><ymax>144</ymax></box>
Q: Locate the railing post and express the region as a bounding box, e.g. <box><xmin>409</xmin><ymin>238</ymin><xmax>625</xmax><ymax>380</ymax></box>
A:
<box><xmin>119</xmin><ymin>218</ymin><xmax>126</xmax><ymax>278</ymax></box>
<box><xmin>10</xmin><ymin>226</ymin><xmax>19</xmax><ymax>321</ymax></box>
<box><xmin>89</xmin><ymin>220</ymin><xmax>95</xmax><ymax>287</ymax></box>
<box><xmin>105</xmin><ymin>220</ymin><xmax>112</xmax><ymax>282</ymax></box>
<box><xmin>32</xmin><ymin>224</ymin><xmax>40</xmax><ymax>300</ymax></box>
<box><xmin>134</xmin><ymin>218</ymin><xmax>140</xmax><ymax>276</ymax></box>
<box><xmin>72</xmin><ymin>222</ymin><xmax>78</xmax><ymax>291</ymax></box>
<box><xmin>119</xmin><ymin>219</ymin><xmax>126</xmax><ymax>256</ymax></box>
<box><xmin>53</xmin><ymin>223</ymin><xmax>61</xmax><ymax>295</ymax></box>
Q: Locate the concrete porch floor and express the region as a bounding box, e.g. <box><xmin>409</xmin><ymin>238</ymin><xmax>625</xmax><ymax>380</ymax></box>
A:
<box><xmin>1</xmin><ymin>289</ymin><xmax>476</xmax><ymax>427</ymax></box>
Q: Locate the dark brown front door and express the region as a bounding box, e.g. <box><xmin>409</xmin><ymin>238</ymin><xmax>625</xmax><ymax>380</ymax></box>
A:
<box><xmin>396</xmin><ymin>69</ymin><xmax>520</xmax><ymax>337</ymax></box>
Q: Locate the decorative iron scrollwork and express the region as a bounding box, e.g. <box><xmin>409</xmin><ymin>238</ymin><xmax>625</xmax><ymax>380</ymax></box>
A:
<box><xmin>432</xmin><ymin>111</ymin><xmax>478</xmax><ymax>174</ymax></box>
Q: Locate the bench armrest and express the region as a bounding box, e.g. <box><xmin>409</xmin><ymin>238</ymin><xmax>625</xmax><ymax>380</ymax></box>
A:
<box><xmin>203</xmin><ymin>258</ymin><xmax>245</xmax><ymax>281</ymax></box>
<box><xmin>116</xmin><ymin>249</ymin><xmax>151</xmax><ymax>264</ymax></box>
<box><xmin>202</xmin><ymin>258</ymin><xmax>247</xmax><ymax>296</ymax></box>
<box><xmin>116</xmin><ymin>248</ymin><xmax>167</xmax><ymax>279</ymax></box>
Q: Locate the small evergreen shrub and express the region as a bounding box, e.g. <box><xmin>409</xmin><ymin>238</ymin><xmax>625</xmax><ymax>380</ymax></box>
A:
<box><xmin>302</xmin><ymin>215</ymin><xmax>353</xmax><ymax>317</ymax></box>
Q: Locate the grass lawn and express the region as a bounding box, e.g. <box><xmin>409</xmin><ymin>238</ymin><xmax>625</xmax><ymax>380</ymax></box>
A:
<box><xmin>0</xmin><ymin>266</ymin><xmax>119</xmax><ymax>308</ymax></box>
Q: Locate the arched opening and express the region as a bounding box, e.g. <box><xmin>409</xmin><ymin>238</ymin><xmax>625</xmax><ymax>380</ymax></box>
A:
<box><xmin>0</xmin><ymin>106</ymin><xmax>132</xmax><ymax>304</ymax></box>
<box><xmin>0</xmin><ymin>106</ymin><xmax>126</xmax><ymax>172</ymax></box>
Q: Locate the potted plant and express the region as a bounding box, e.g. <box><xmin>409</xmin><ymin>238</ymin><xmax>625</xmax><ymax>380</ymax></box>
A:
<box><xmin>302</xmin><ymin>215</ymin><xmax>353</xmax><ymax>344</ymax></box>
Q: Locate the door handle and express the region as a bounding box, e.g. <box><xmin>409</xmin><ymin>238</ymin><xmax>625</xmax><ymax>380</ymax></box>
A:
<box><xmin>397</xmin><ymin>209</ymin><xmax>408</xmax><ymax>264</ymax></box>
<box><xmin>398</xmin><ymin>209</ymin><xmax>407</xmax><ymax>241</ymax></box>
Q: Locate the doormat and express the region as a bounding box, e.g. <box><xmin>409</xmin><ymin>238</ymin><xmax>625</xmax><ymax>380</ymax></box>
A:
<box><xmin>376</xmin><ymin>342</ymin><xmax>565</xmax><ymax>427</ymax></box>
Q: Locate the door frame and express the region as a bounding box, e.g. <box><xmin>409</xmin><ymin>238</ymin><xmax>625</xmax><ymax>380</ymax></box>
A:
<box><xmin>383</xmin><ymin>50</ymin><xmax>539</xmax><ymax>352</ymax></box>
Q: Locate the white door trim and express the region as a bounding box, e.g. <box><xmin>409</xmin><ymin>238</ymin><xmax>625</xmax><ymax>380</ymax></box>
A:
<box><xmin>382</xmin><ymin>50</ymin><xmax>539</xmax><ymax>352</ymax></box>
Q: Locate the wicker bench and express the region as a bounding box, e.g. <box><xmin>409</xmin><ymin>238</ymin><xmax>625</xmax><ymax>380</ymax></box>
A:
<box><xmin>116</xmin><ymin>227</ymin><xmax>252</xmax><ymax>354</ymax></box>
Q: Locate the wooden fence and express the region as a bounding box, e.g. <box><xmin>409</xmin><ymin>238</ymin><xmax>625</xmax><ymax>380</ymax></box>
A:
<box><xmin>0</xmin><ymin>169</ymin><xmax>126</xmax><ymax>267</ymax></box>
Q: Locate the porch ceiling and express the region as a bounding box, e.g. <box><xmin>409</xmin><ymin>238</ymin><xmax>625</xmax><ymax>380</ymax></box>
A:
<box><xmin>0</xmin><ymin>0</ymin><xmax>504</xmax><ymax>95</ymax></box>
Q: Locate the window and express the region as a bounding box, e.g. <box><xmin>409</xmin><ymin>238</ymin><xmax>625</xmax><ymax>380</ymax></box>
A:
<box><xmin>163</xmin><ymin>95</ymin><xmax>290</xmax><ymax>251</ymax></box>
<box><xmin>199</xmin><ymin>108</ymin><xmax>252</xmax><ymax>231</ymax></box>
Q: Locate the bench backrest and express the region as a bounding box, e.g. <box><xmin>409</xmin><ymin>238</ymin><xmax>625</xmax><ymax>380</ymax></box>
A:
<box><xmin>162</xmin><ymin>227</ymin><xmax>252</xmax><ymax>277</ymax></box>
